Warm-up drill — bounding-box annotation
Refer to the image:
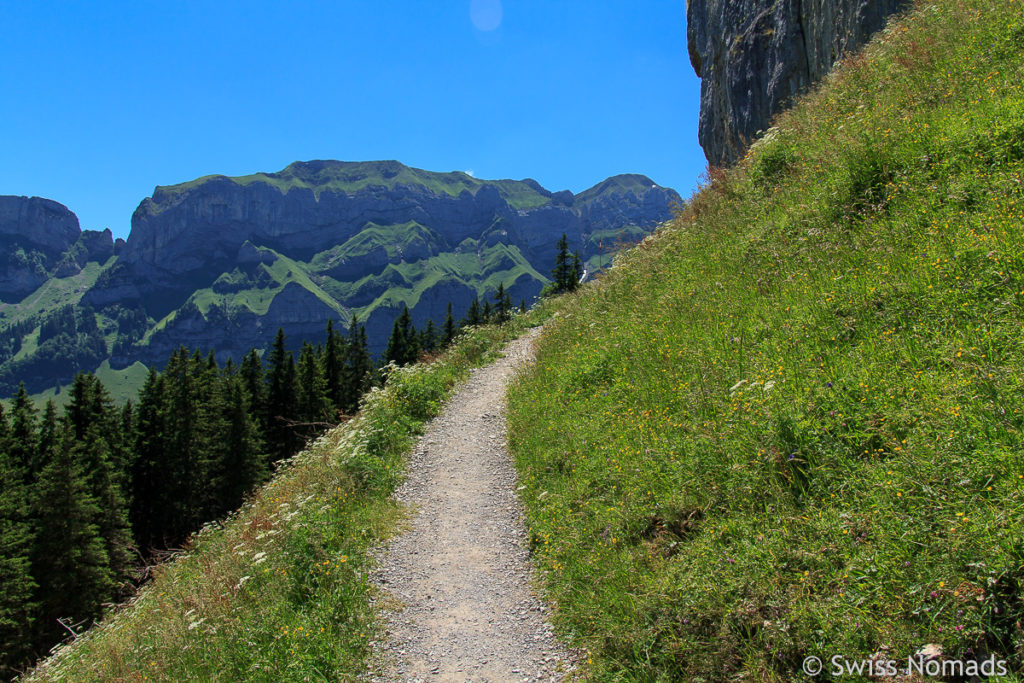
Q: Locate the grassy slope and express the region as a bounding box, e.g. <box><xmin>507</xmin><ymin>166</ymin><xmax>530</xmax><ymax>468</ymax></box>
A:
<box><xmin>508</xmin><ymin>1</ymin><xmax>1024</xmax><ymax>680</ymax></box>
<box><xmin>0</xmin><ymin>259</ymin><xmax>113</xmax><ymax>325</ymax></box>
<box><xmin>26</xmin><ymin>314</ymin><xmax>545</xmax><ymax>682</ymax></box>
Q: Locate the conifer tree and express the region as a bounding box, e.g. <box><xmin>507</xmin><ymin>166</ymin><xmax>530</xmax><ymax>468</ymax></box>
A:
<box><xmin>0</xmin><ymin>437</ymin><xmax>36</xmax><ymax>675</ymax></box>
<box><xmin>31</xmin><ymin>432</ymin><xmax>112</xmax><ymax>643</ymax></box>
<box><xmin>443</xmin><ymin>302</ymin><xmax>457</xmax><ymax>346</ymax></box>
<box><xmin>8</xmin><ymin>383</ymin><xmax>37</xmax><ymax>482</ymax></box>
<box><xmin>494</xmin><ymin>282</ymin><xmax>512</xmax><ymax>323</ymax></box>
<box><xmin>482</xmin><ymin>299</ymin><xmax>493</xmax><ymax>323</ymax></box>
<box><xmin>385</xmin><ymin>306</ymin><xmax>419</xmax><ymax>366</ymax></box>
<box><xmin>570</xmin><ymin>251</ymin><xmax>584</xmax><ymax>291</ymax></box>
<box><xmin>65</xmin><ymin>374</ymin><xmax>133</xmax><ymax>587</ymax></box>
<box><xmin>340</xmin><ymin>315</ymin><xmax>372</xmax><ymax>414</ymax></box>
<box><xmin>199</xmin><ymin>366</ymin><xmax>267</xmax><ymax>520</ymax></box>
<box><xmin>551</xmin><ymin>233</ymin><xmax>572</xmax><ymax>293</ymax></box>
<box><xmin>520</xmin><ymin>298</ymin><xmax>527</xmax><ymax>314</ymax></box>
<box><xmin>463</xmin><ymin>297</ymin><xmax>481</xmax><ymax>327</ymax></box>
<box><xmin>322</xmin><ymin>319</ymin><xmax>344</xmax><ymax>409</ymax></box>
<box><xmin>240</xmin><ymin>348</ymin><xmax>267</xmax><ymax>431</ymax></box>
<box><xmin>296</xmin><ymin>342</ymin><xmax>331</xmax><ymax>427</ymax></box>
<box><xmin>214</xmin><ymin>371</ymin><xmax>267</xmax><ymax>513</ymax></box>
<box><xmin>422</xmin><ymin>319</ymin><xmax>437</xmax><ymax>353</ymax></box>
<box><xmin>266</xmin><ymin>329</ymin><xmax>300</xmax><ymax>462</ymax></box>
<box><xmin>161</xmin><ymin>349</ymin><xmax>203</xmax><ymax>539</ymax></box>
<box><xmin>130</xmin><ymin>368</ymin><xmax>166</xmax><ymax>550</ymax></box>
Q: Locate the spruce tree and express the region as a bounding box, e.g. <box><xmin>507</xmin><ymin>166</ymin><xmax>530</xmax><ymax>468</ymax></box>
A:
<box><xmin>65</xmin><ymin>374</ymin><xmax>133</xmax><ymax>588</ymax></box>
<box><xmin>482</xmin><ymin>299</ymin><xmax>493</xmax><ymax>323</ymax></box>
<box><xmin>551</xmin><ymin>233</ymin><xmax>572</xmax><ymax>293</ymax></box>
<box><xmin>422</xmin><ymin>319</ymin><xmax>437</xmax><ymax>353</ymax></box>
<box><xmin>31</xmin><ymin>433</ymin><xmax>112</xmax><ymax>643</ymax></box>
<box><xmin>240</xmin><ymin>348</ymin><xmax>268</xmax><ymax>432</ymax></box>
<box><xmin>0</xmin><ymin>440</ymin><xmax>36</xmax><ymax>675</ymax></box>
<box><xmin>130</xmin><ymin>369</ymin><xmax>167</xmax><ymax>551</ymax></box>
<box><xmin>266</xmin><ymin>329</ymin><xmax>300</xmax><ymax>463</ymax></box>
<box><xmin>340</xmin><ymin>316</ymin><xmax>372</xmax><ymax>413</ymax></box>
<box><xmin>385</xmin><ymin>306</ymin><xmax>418</xmax><ymax>366</ymax></box>
<box><xmin>199</xmin><ymin>366</ymin><xmax>267</xmax><ymax>520</ymax></box>
<box><xmin>160</xmin><ymin>349</ymin><xmax>202</xmax><ymax>540</ymax></box>
<box><xmin>8</xmin><ymin>383</ymin><xmax>37</xmax><ymax>482</ymax></box>
<box><xmin>519</xmin><ymin>298</ymin><xmax>527</xmax><ymax>314</ymax></box>
<box><xmin>570</xmin><ymin>251</ymin><xmax>584</xmax><ymax>291</ymax></box>
<box><xmin>296</xmin><ymin>342</ymin><xmax>331</xmax><ymax>428</ymax></box>
<box><xmin>323</xmin><ymin>319</ymin><xmax>344</xmax><ymax>410</ymax></box>
<box><xmin>463</xmin><ymin>297</ymin><xmax>481</xmax><ymax>327</ymax></box>
<box><xmin>443</xmin><ymin>302</ymin><xmax>457</xmax><ymax>346</ymax></box>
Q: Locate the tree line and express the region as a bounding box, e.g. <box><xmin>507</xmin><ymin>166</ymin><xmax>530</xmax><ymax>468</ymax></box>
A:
<box><xmin>0</xmin><ymin>278</ymin><xmax>538</xmax><ymax>677</ymax></box>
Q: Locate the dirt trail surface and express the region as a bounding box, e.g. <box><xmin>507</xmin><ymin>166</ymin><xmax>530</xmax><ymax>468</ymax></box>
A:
<box><xmin>369</xmin><ymin>327</ymin><xmax>576</xmax><ymax>682</ymax></box>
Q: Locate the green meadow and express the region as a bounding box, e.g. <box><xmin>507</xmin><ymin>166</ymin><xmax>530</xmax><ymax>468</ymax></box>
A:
<box><xmin>508</xmin><ymin>0</ymin><xmax>1024</xmax><ymax>679</ymax></box>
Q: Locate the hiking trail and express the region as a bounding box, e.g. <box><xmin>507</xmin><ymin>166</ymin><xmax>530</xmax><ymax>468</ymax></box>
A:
<box><xmin>368</xmin><ymin>327</ymin><xmax>576</xmax><ymax>682</ymax></box>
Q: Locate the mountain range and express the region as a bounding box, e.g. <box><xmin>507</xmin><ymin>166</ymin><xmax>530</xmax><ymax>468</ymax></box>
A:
<box><xmin>0</xmin><ymin>160</ymin><xmax>679</xmax><ymax>395</ymax></box>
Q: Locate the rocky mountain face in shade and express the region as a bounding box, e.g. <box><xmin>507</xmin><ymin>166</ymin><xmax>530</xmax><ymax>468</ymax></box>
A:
<box><xmin>0</xmin><ymin>196</ymin><xmax>121</xmax><ymax>300</ymax></box>
<box><xmin>687</xmin><ymin>0</ymin><xmax>910</xmax><ymax>166</ymax></box>
<box><xmin>0</xmin><ymin>161</ymin><xmax>680</xmax><ymax>394</ymax></box>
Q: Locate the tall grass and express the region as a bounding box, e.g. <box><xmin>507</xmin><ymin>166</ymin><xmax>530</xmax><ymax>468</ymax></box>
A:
<box><xmin>24</xmin><ymin>314</ymin><xmax>544</xmax><ymax>682</ymax></box>
<box><xmin>508</xmin><ymin>0</ymin><xmax>1024</xmax><ymax>679</ymax></box>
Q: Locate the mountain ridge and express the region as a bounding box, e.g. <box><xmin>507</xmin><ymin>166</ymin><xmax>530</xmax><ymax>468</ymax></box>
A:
<box><xmin>0</xmin><ymin>162</ymin><xmax>679</xmax><ymax>395</ymax></box>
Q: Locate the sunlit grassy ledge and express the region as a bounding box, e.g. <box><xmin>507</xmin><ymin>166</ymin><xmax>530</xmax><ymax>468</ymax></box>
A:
<box><xmin>508</xmin><ymin>0</ymin><xmax>1024</xmax><ymax>680</ymax></box>
<box><xmin>25</xmin><ymin>315</ymin><xmax>544</xmax><ymax>682</ymax></box>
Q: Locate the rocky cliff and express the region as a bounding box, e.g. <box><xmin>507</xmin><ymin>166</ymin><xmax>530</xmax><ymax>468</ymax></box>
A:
<box><xmin>687</xmin><ymin>0</ymin><xmax>910</xmax><ymax>166</ymax></box>
<box><xmin>0</xmin><ymin>196</ymin><xmax>119</xmax><ymax>300</ymax></box>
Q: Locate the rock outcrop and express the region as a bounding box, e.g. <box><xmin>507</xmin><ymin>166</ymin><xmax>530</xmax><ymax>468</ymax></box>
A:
<box><xmin>687</xmin><ymin>0</ymin><xmax>910</xmax><ymax>166</ymax></box>
<box><xmin>0</xmin><ymin>196</ymin><xmax>116</xmax><ymax>300</ymax></box>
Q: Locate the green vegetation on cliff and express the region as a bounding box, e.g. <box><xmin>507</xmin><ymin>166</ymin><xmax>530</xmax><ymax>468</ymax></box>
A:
<box><xmin>509</xmin><ymin>0</ymin><xmax>1024</xmax><ymax>679</ymax></box>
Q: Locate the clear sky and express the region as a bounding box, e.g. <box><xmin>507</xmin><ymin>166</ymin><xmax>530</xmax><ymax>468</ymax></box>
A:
<box><xmin>1</xmin><ymin>1</ymin><xmax>705</xmax><ymax>239</ymax></box>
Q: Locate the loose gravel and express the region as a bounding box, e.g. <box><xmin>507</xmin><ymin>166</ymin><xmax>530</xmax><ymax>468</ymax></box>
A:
<box><xmin>367</xmin><ymin>327</ymin><xmax>577</xmax><ymax>683</ymax></box>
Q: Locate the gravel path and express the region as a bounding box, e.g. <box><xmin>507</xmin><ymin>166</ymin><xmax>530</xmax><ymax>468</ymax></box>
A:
<box><xmin>368</xmin><ymin>327</ymin><xmax>576</xmax><ymax>683</ymax></box>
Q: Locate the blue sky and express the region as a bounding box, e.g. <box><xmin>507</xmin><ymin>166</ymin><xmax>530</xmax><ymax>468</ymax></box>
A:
<box><xmin>1</xmin><ymin>1</ymin><xmax>704</xmax><ymax>239</ymax></box>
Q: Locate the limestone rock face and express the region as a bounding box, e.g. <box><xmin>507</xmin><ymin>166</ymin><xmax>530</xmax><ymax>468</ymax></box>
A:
<box><xmin>0</xmin><ymin>196</ymin><xmax>82</xmax><ymax>300</ymax></box>
<box><xmin>687</xmin><ymin>0</ymin><xmax>910</xmax><ymax>166</ymax></box>
<box><xmin>3</xmin><ymin>161</ymin><xmax>680</xmax><ymax>392</ymax></box>
<box><xmin>90</xmin><ymin>161</ymin><xmax>680</xmax><ymax>320</ymax></box>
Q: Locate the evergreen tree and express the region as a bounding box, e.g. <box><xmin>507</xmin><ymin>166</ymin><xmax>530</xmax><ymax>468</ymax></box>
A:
<box><xmin>482</xmin><ymin>299</ymin><xmax>493</xmax><ymax>323</ymax></box>
<box><xmin>131</xmin><ymin>369</ymin><xmax>168</xmax><ymax>551</ymax></box>
<box><xmin>296</xmin><ymin>342</ymin><xmax>331</xmax><ymax>427</ymax></box>
<box><xmin>8</xmin><ymin>383</ymin><xmax>37</xmax><ymax>482</ymax></box>
<box><xmin>240</xmin><ymin>348</ymin><xmax>268</xmax><ymax>432</ymax></box>
<box><xmin>31</xmin><ymin>432</ymin><xmax>112</xmax><ymax>644</ymax></box>
<box><xmin>266</xmin><ymin>329</ymin><xmax>300</xmax><ymax>463</ymax></box>
<box><xmin>551</xmin><ymin>233</ymin><xmax>572</xmax><ymax>293</ymax></box>
<box><xmin>519</xmin><ymin>298</ymin><xmax>527</xmax><ymax>314</ymax></box>
<box><xmin>322</xmin><ymin>319</ymin><xmax>344</xmax><ymax>410</ymax></box>
<box><xmin>443</xmin><ymin>302</ymin><xmax>457</xmax><ymax>346</ymax></box>
<box><xmin>422</xmin><ymin>319</ymin><xmax>437</xmax><ymax>353</ymax></box>
<box><xmin>385</xmin><ymin>306</ymin><xmax>419</xmax><ymax>366</ymax></box>
<box><xmin>198</xmin><ymin>366</ymin><xmax>267</xmax><ymax>521</ymax></box>
<box><xmin>494</xmin><ymin>282</ymin><xmax>512</xmax><ymax>323</ymax></box>
<box><xmin>463</xmin><ymin>297</ymin><xmax>481</xmax><ymax>327</ymax></box>
<box><xmin>340</xmin><ymin>316</ymin><xmax>372</xmax><ymax>414</ymax></box>
<box><xmin>36</xmin><ymin>401</ymin><xmax>59</xmax><ymax>480</ymax></box>
<box><xmin>65</xmin><ymin>374</ymin><xmax>133</xmax><ymax>588</ymax></box>
<box><xmin>0</xmin><ymin>437</ymin><xmax>36</xmax><ymax>675</ymax></box>
<box><xmin>570</xmin><ymin>251</ymin><xmax>584</xmax><ymax>291</ymax></box>
<box><xmin>161</xmin><ymin>349</ymin><xmax>203</xmax><ymax>540</ymax></box>
<box><xmin>211</xmin><ymin>371</ymin><xmax>267</xmax><ymax>515</ymax></box>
